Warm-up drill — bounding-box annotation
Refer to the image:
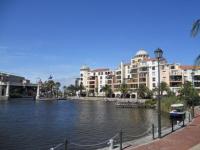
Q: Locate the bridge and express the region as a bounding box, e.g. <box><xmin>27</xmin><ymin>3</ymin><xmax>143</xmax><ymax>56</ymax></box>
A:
<box><xmin>0</xmin><ymin>81</ymin><xmax>39</xmax><ymax>100</ymax></box>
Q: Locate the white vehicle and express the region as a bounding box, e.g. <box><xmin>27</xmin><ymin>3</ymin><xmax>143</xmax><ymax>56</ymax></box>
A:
<box><xmin>169</xmin><ymin>103</ymin><xmax>186</xmax><ymax>120</ymax></box>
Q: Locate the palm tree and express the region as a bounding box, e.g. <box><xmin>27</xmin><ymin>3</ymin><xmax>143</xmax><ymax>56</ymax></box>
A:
<box><xmin>67</xmin><ymin>84</ymin><xmax>77</xmax><ymax>96</ymax></box>
<box><xmin>191</xmin><ymin>19</ymin><xmax>200</xmax><ymax>37</ymax></box>
<box><xmin>153</xmin><ymin>82</ymin><xmax>173</xmax><ymax>97</ymax></box>
<box><xmin>118</xmin><ymin>83</ymin><xmax>129</xmax><ymax>98</ymax></box>
<box><xmin>55</xmin><ymin>82</ymin><xmax>61</xmax><ymax>98</ymax></box>
<box><xmin>101</xmin><ymin>84</ymin><xmax>112</xmax><ymax>97</ymax></box>
<box><xmin>63</xmin><ymin>86</ymin><xmax>67</xmax><ymax>97</ymax></box>
<box><xmin>137</xmin><ymin>84</ymin><xmax>153</xmax><ymax>99</ymax></box>
<box><xmin>191</xmin><ymin>19</ymin><xmax>200</xmax><ymax>66</ymax></box>
<box><xmin>47</xmin><ymin>80</ymin><xmax>55</xmax><ymax>98</ymax></box>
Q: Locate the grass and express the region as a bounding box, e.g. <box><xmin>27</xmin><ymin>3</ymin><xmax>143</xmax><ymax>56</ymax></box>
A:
<box><xmin>161</xmin><ymin>96</ymin><xmax>181</xmax><ymax>113</ymax></box>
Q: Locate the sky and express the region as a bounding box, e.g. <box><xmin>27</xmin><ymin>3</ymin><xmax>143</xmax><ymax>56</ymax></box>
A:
<box><xmin>0</xmin><ymin>0</ymin><xmax>200</xmax><ymax>86</ymax></box>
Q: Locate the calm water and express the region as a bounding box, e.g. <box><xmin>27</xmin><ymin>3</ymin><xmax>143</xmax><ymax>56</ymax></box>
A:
<box><xmin>0</xmin><ymin>99</ymin><xmax>170</xmax><ymax>150</ymax></box>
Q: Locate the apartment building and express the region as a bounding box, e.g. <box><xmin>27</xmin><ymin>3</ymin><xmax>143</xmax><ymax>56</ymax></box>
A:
<box><xmin>79</xmin><ymin>49</ymin><xmax>200</xmax><ymax>97</ymax></box>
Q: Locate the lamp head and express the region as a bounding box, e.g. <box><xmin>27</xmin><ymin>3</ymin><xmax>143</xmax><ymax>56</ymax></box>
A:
<box><xmin>154</xmin><ymin>48</ymin><xmax>163</xmax><ymax>59</ymax></box>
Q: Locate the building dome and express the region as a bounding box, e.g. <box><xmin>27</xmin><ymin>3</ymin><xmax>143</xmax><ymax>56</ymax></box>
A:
<box><xmin>81</xmin><ymin>65</ymin><xmax>90</xmax><ymax>70</ymax></box>
<box><xmin>135</xmin><ymin>49</ymin><xmax>148</xmax><ymax>56</ymax></box>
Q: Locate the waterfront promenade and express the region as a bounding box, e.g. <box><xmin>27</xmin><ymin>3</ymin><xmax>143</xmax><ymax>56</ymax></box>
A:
<box><xmin>126</xmin><ymin>109</ymin><xmax>200</xmax><ymax>150</ymax></box>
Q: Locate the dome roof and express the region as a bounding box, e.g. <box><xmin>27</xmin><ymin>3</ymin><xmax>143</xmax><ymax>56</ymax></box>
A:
<box><xmin>135</xmin><ymin>49</ymin><xmax>148</xmax><ymax>56</ymax></box>
<box><xmin>81</xmin><ymin>65</ymin><xmax>90</xmax><ymax>70</ymax></box>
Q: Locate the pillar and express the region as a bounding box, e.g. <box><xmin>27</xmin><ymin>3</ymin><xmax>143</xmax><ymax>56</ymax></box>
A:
<box><xmin>0</xmin><ymin>85</ymin><xmax>2</xmax><ymax>96</ymax></box>
<box><xmin>5</xmin><ymin>82</ymin><xmax>10</xmax><ymax>100</ymax></box>
<box><xmin>36</xmin><ymin>84</ymin><xmax>40</xmax><ymax>100</ymax></box>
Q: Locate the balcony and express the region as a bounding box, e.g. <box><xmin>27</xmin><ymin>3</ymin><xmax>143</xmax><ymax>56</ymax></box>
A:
<box><xmin>170</xmin><ymin>75</ymin><xmax>182</xmax><ymax>82</ymax></box>
<box><xmin>106</xmin><ymin>75</ymin><xmax>113</xmax><ymax>79</ymax></box>
<box><xmin>194</xmin><ymin>82</ymin><xmax>200</xmax><ymax>87</ymax></box>
<box><xmin>116</xmin><ymin>71</ymin><xmax>121</xmax><ymax>75</ymax></box>
<box><xmin>130</xmin><ymin>69</ymin><xmax>138</xmax><ymax>74</ymax></box>
<box><xmin>114</xmin><ymin>85</ymin><xmax>120</xmax><ymax>89</ymax></box>
<box><xmin>139</xmin><ymin>78</ymin><xmax>146</xmax><ymax>82</ymax></box>
<box><xmin>194</xmin><ymin>75</ymin><xmax>200</xmax><ymax>81</ymax></box>
<box><xmin>170</xmin><ymin>82</ymin><xmax>182</xmax><ymax>87</ymax></box>
<box><xmin>139</xmin><ymin>67</ymin><xmax>148</xmax><ymax>72</ymax></box>
<box><xmin>89</xmin><ymin>81</ymin><xmax>95</xmax><ymax>85</ymax></box>
<box><xmin>116</xmin><ymin>76</ymin><xmax>121</xmax><ymax>79</ymax></box>
<box><xmin>89</xmin><ymin>85</ymin><xmax>95</xmax><ymax>89</ymax></box>
<box><xmin>107</xmin><ymin>80</ymin><xmax>112</xmax><ymax>84</ymax></box>
<box><xmin>170</xmin><ymin>70</ymin><xmax>182</xmax><ymax>76</ymax></box>
<box><xmin>88</xmin><ymin>76</ymin><xmax>96</xmax><ymax>80</ymax></box>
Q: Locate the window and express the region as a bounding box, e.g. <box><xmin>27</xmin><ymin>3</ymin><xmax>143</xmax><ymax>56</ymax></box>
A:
<box><xmin>80</xmin><ymin>74</ymin><xmax>83</xmax><ymax>77</ymax></box>
<box><xmin>153</xmin><ymin>83</ymin><xmax>156</xmax><ymax>87</ymax></box>
<box><xmin>100</xmin><ymin>76</ymin><xmax>102</xmax><ymax>79</ymax></box>
<box><xmin>171</xmin><ymin>66</ymin><xmax>175</xmax><ymax>69</ymax></box>
<box><xmin>153</xmin><ymin>77</ymin><xmax>155</xmax><ymax>81</ymax></box>
<box><xmin>152</xmin><ymin>66</ymin><xmax>155</xmax><ymax>70</ymax></box>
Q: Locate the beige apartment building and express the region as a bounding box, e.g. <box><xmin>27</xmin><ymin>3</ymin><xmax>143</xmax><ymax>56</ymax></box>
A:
<box><xmin>79</xmin><ymin>49</ymin><xmax>200</xmax><ymax>98</ymax></box>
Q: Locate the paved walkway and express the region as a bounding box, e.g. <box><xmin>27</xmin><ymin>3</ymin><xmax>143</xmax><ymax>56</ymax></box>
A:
<box><xmin>126</xmin><ymin>110</ymin><xmax>200</xmax><ymax>150</ymax></box>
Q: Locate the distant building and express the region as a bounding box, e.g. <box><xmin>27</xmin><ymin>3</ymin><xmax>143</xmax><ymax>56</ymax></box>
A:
<box><xmin>79</xmin><ymin>49</ymin><xmax>200</xmax><ymax>97</ymax></box>
<box><xmin>0</xmin><ymin>72</ymin><xmax>37</xmax><ymax>100</ymax></box>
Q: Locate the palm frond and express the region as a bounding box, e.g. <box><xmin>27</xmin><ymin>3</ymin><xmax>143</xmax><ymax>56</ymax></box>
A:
<box><xmin>194</xmin><ymin>54</ymin><xmax>200</xmax><ymax>66</ymax></box>
<box><xmin>191</xmin><ymin>19</ymin><xmax>200</xmax><ymax>37</ymax></box>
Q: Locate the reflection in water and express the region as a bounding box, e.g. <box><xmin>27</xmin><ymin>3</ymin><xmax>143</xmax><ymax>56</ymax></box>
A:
<box><xmin>0</xmin><ymin>100</ymin><xmax>170</xmax><ymax>150</ymax></box>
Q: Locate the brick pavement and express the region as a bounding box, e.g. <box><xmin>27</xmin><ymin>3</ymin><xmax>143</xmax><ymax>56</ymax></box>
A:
<box><xmin>126</xmin><ymin>110</ymin><xmax>200</xmax><ymax>150</ymax></box>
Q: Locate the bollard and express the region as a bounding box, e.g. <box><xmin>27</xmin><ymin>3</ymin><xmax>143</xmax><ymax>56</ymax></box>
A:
<box><xmin>65</xmin><ymin>139</ymin><xmax>68</xmax><ymax>150</ymax></box>
<box><xmin>152</xmin><ymin>124</ymin><xmax>155</xmax><ymax>139</ymax></box>
<box><xmin>119</xmin><ymin>129</ymin><xmax>122</xmax><ymax>150</ymax></box>
<box><xmin>171</xmin><ymin>119</ymin><xmax>174</xmax><ymax>132</ymax></box>
<box><xmin>109</xmin><ymin>139</ymin><xmax>114</xmax><ymax>150</ymax></box>
<box><xmin>189</xmin><ymin>113</ymin><xmax>191</xmax><ymax>122</ymax></box>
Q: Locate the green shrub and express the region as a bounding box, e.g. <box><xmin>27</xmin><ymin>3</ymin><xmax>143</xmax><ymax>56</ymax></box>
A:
<box><xmin>161</xmin><ymin>96</ymin><xmax>181</xmax><ymax>113</ymax></box>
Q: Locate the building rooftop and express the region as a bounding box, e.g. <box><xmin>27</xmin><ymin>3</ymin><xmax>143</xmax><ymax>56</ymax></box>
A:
<box><xmin>135</xmin><ymin>49</ymin><xmax>149</xmax><ymax>56</ymax></box>
<box><xmin>80</xmin><ymin>65</ymin><xmax>90</xmax><ymax>70</ymax></box>
<box><xmin>91</xmin><ymin>68</ymin><xmax>110</xmax><ymax>72</ymax></box>
<box><xmin>180</xmin><ymin>65</ymin><xmax>200</xmax><ymax>70</ymax></box>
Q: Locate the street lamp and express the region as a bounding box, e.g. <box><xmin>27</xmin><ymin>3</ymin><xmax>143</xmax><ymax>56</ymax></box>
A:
<box><xmin>191</xmin><ymin>70</ymin><xmax>195</xmax><ymax>118</ymax></box>
<box><xmin>154</xmin><ymin>48</ymin><xmax>163</xmax><ymax>138</ymax></box>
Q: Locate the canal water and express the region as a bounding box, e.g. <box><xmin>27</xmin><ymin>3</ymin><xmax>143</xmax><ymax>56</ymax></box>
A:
<box><xmin>0</xmin><ymin>99</ymin><xmax>170</xmax><ymax>150</ymax></box>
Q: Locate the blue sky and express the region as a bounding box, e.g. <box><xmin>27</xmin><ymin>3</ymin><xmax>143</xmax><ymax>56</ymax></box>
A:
<box><xmin>0</xmin><ymin>0</ymin><xmax>200</xmax><ymax>85</ymax></box>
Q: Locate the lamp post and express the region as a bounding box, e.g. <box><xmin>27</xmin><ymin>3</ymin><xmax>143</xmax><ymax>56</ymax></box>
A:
<box><xmin>191</xmin><ymin>70</ymin><xmax>195</xmax><ymax>118</ymax></box>
<box><xmin>154</xmin><ymin>48</ymin><xmax>163</xmax><ymax>138</ymax></box>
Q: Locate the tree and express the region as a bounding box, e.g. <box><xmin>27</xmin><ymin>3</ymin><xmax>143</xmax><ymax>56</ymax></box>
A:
<box><xmin>78</xmin><ymin>84</ymin><xmax>85</xmax><ymax>96</ymax></box>
<box><xmin>101</xmin><ymin>84</ymin><xmax>112</xmax><ymax>97</ymax></box>
<box><xmin>191</xmin><ymin>19</ymin><xmax>200</xmax><ymax>66</ymax></box>
<box><xmin>118</xmin><ymin>83</ymin><xmax>129</xmax><ymax>98</ymax></box>
<box><xmin>55</xmin><ymin>82</ymin><xmax>61</xmax><ymax>98</ymax></box>
<box><xmin>66</xmin><ymin>84</ymin><xmax>77</xmax><ymax>96</ymax></box>
<box><xmin>137</xmin><ymin>84</ymin><xmax>153</xmax><ymax>99</ymax></box>
<box><xmin>63</xmin><ymin>86</ymin><xmax>67</xmax><ymax>97</ymax></box>
<box><xmin>154</xmin><ymin>82</ymin><xmax>172</xmax><ymax>96</ymax></box>
<box><xmin>47</xmin><ymin>80</ymin><xmax>55</xmax><ymax>98</ymax></box>
<box><xmin>179</xmin><ymin>81</ymin><xmax>200</xmax><ymax>107</ymax></box>
<box><xmin>191</xmin><ymin>19</ymin><xmax>200</xmax><ymax>37</ymax></box>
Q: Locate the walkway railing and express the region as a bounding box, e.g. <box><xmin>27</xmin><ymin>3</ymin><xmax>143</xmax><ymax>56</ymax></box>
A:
<box><xmin>49</xmin><ymin>111</ymin><xmax>192</xmax><ymax>150</ymax></box>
